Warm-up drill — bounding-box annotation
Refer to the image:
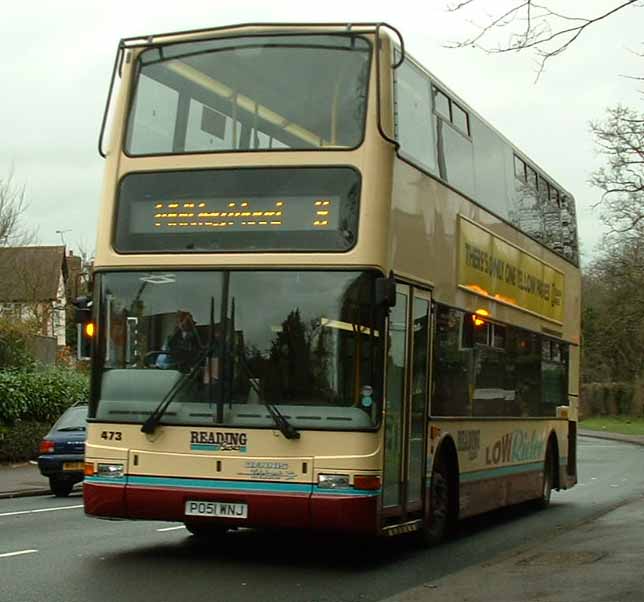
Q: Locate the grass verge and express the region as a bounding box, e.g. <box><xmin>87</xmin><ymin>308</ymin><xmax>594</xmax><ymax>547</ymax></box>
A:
<box><xmin>580</xmin><ymin>416</ymin><xmax>644</xmax><ymax>436</ymax></box>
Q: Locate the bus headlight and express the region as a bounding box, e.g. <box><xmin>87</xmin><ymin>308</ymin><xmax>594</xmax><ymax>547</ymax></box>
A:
<box><xmin>317</xmin><ymin>474</ymin><xmax>350</xmax><ymax>489</ymax></box>
<box><xmin>97</xmin><ymin>463</ymin><xmax>125</xmax><ymax>479</ymax></box>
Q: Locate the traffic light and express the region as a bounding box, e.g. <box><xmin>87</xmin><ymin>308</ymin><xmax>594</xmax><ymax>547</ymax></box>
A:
<box><xmin>77</xmin><ymin>320</ymin><xmax>94</xmax><ymax>360</ymax></box>
<box><xmin>74</xmin><ymin>296</ymin><xmax>93</xmax><ymax>360</ymax></box>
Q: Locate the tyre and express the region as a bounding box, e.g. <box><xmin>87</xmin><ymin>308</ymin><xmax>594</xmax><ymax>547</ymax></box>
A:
<box><xmin>184</xmin><ymin>522</ymin><xmax>228</xmax><ymax>538</ymax></box>
<box><xmin>418</xmin><ymin>455</ymin><xmax>453</xmax><ymax>547</ymax></box>
<box><xmin>49</xmin><ymin>477</ymin><xmax>73</xmax><ymax>498</ymax></box>
<box><xmin>535</xmin><ymin>441</ymin><xmax>555</xmax><ymax>509</ymax></box>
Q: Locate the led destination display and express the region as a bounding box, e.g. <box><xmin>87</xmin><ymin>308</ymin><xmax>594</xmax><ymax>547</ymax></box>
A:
<box><xmin>114</xmin><ymin>167</ymin><xmax>360</xmax><ymax>252</ymax></box>
<box><xmin>130</xmin><ymin>195</ymin><xmax>339</xmax><ymax>234</ymax></box>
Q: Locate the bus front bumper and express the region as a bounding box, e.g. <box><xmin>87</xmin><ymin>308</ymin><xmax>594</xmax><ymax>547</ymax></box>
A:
<box><xmin>84</xmin><ymin>476</ymin><xmax>380</xmax><ymax>534</ymax></box>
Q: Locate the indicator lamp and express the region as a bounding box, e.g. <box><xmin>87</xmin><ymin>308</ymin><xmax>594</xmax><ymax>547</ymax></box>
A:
<box><xmin>472</xmin><ymin>308</ymin><xmax>489</xmax><ymax>327</ymax></box>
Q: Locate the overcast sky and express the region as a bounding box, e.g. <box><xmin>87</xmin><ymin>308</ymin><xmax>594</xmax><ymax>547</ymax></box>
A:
<box><xmin>1</xmin><ymin>0</ymin><xmax>641</xmax><ymax>264</ymax></box>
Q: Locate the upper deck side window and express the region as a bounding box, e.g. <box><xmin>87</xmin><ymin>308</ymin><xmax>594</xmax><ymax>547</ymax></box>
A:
<box><xmin>125</xmin><ymin>34</ymin><xmax>372</xmax><ymax>156</ymax></box>
<box><xmin>392</xmin><ymin>52</ymin><xmax>578</xmax><ymax>265</ymax></box>
<box><xmin>393</xmin><ymin>56</ymin><xmax>473</xmax><ymax>186</ymax></box>
<box><xmin>511</xmin><ymin>153</ymin><xmax>578</xmax><ymax>261</ymax></box>
<box><xmin>393</xmin><ymin>58</ymin><xmax>437</xmax><ymax>173</ymax></box>
<box><xmin>433</xmin><ymin>88</ymin><xmax>450</xmax><ymax>120</ymax></box>
<box><xmin>432</xmin><ymin>86</ymin><xmax>470</xmax><ymax>137</ymax></box>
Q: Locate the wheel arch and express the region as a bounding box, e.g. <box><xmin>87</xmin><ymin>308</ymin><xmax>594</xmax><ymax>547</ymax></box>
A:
<box><xmin>431</xmin><ymin>434</ymin><xmax>460</xmax><ymax>519</ymax></box>
<box><xmin>547</xmin><ymin>430</ymin><xmax>561</xmax><ymax>490</ymax></box>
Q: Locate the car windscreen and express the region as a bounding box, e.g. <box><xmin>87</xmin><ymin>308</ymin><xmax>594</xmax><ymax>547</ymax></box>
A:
<box><xmin>53</xmin><ymin>406</ymin><xmax>88</xmax><ymax>431</ymax></box>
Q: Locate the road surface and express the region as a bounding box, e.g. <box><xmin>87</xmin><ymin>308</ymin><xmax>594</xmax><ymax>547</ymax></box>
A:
<box><xmin>1</xmin><ymin>436</ymin><xmax>642</xmax><ymax>602</ymax></box>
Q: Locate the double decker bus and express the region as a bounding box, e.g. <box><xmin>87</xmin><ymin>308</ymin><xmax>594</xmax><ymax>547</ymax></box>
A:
<box><xmin>83</xmin><ymin>22</ymin><xmax>580</xmax><ymax>542</ymax></box>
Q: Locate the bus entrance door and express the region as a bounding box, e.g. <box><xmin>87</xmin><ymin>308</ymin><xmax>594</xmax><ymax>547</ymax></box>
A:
<box><xmin>382</xmin><ymin>284</ymin><xmax>431</xmax><ymax>527</ymax></box>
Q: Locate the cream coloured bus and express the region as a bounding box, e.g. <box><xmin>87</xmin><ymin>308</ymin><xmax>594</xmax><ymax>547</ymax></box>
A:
<box><xmin>83</xmin><ymin>23</ymin><xmax>579</xmax><ymax>542</ymax></box>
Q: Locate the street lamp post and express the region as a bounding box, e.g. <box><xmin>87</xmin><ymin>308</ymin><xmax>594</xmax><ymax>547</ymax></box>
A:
<box><xmin>55</xmin><ymin>229</ymin><xmax>71</xmax><ymax>246</ymax></box>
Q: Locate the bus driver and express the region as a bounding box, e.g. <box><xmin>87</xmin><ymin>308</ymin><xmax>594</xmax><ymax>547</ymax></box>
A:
<box><xmin>157</xmin><ymin>311</ymin><xmax>203</xmax><ymax>371</ymax></box>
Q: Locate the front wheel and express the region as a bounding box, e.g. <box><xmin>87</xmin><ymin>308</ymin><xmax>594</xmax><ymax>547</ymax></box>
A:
<box><xmin>418</xmin><ymin>455</ymin><xmax>453</xmax><ymax>547</ymax></box>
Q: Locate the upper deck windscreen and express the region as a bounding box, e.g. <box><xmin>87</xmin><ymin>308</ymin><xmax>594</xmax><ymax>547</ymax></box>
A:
<box><xmin>125</xmin><ymin>34</ymin><xmax>371</xmax><ymax>155</ymax></box>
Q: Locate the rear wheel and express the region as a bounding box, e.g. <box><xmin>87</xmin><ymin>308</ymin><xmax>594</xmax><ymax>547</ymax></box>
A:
<box><xmin>535</xmin><ymin>441</ymin><xmax>556</xmax><ymax>509</ymax></box>
<box><xmin>49</xmin><ymin>477</ymin><xmax>73</xmax><ymax>498</ymax></box>
<box><xmin>418</xmin><ymin>455</ymin><xmax>453</xmax><ymax>547</ymax></box>
<box><xmin>184</xmin><ymin>522</ymin><xmax>228</xmax><ymax>538</ymax></box>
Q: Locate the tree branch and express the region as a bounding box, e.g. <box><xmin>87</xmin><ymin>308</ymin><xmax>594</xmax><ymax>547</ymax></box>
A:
<box><xmin>0</xmin><ymin>168</ymin><xmax>38</xmax><ymax>247</ymax></box>
<box><xmin>445</xmin><ymin>0</ymin><xmax>641</xmax><ymax>77</ymax></box>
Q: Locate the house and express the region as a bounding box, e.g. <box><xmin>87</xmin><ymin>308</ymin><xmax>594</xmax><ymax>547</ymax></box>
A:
<box><xmin>0</xmin><ymin>246</ymin><xmax>75</xmax><ymax>346</ymax></box>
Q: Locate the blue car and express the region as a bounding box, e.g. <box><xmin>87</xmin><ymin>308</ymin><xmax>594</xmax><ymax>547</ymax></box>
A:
<box><xmin>37</xmin><ymin>402</ymin><xmax>87</xmax><ymax>497</ymax></box>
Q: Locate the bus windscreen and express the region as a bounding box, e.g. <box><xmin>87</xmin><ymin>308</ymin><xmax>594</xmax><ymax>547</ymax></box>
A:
<box><xmin>90</xmin><ymin>269</ymin><xmax>383</xmax><ymax>431</ymax></box>
<box><xmin>125</xmin><ymin>34</ymin><xmax>371</xmax><ymax>155</ymax></box>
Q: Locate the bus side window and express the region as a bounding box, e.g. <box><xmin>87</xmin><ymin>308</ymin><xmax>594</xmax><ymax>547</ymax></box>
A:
<box><xmin>395</xmin><ymin>60</ymin><xmax>437</xmax><ymax>174</ymax></box>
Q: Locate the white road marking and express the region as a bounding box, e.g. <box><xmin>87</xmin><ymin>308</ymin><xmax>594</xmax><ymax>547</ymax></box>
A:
<box><xmin>0</xmin><ymin>504</ymin><xmax>83</xmax><ymax>518</ymax></box>
<box><xmin>156</xmin><ymin>525</ymin><xmax>186</xmax><ymax>532</ymax></box>
<box><xmin>0</xmin><ymin>549</ymin><xmax>38</xmax><ymax>559</ymax></box>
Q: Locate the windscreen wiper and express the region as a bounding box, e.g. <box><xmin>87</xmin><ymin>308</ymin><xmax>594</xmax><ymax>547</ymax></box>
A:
<box><xmin>264</xmin><ymin>401</ymin><xmax>300</xmax><ymax>440</ymax></box>
<box><xmin>141</xmin><ymin>345</ymin><xmax>212</xmax><ymax>434</ymax></box>
<box><xmin>240</xmin><ymin>353</ymin><xmax>300</xmax><ymax>440</ymax></box>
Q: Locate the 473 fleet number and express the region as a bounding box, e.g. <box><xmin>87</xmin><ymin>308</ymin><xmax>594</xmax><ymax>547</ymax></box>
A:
<box><xmin>100</xmin><ymin>431</ymin><xmax>122</xmax><ymax>441</ymax></box>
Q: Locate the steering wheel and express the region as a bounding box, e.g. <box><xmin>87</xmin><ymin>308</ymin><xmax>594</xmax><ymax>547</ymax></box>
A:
<box><xmin>144</xmin><ymin>350</ymin><xmax>177</xmax><ymax>368</ymax></box>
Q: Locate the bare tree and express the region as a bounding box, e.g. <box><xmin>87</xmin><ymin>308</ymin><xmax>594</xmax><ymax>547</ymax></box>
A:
<box><xmin>445</xmin><ymin>1</ymin><xmax>641</xmax><ymax>77</ymax></box>
<box><xmin>0</xmin><ymin>251</ymin><xmax>56</xmax><ymax>336</ymax></box>
<box><xmin>581</xmin><ymin>105</ymin><xmax>644</xmax><ymax>387</ymax></box>
<box><xmin>69</xmin><ymin>238</ymin><xmax>95</xmax><ymax>299</ymax></box>
<box><xmin>583</xmin><ymin>102</ymin><xmax>644</xmax><ymax>383</ymax></box>
<box><xmin>590</xmin><ymin>104</ymin><xmax>644</xmax><ymax>241</ymax></box>
<box><xmin>0</xmin><ymin>169</ymin><xmax>38</xmax><ymax>247</ymax></box>
<box><xmin>75</xmin><ymin>237</ymin><xmax>95</xmax><ymax>270</ymax></box>
<box><xmin>583</xmin><ymin>237</ymin><xmax>644</xmax><ymax>383</ymax></box>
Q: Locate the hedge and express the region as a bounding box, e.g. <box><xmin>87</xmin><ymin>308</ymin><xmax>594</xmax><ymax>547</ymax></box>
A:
<box><xmin>0</xmin><ymin>421</ymin><xmax>51</xmax><ymax>462</ymax></box>
<box><xmin>0</xmin><ymin>367</ymin><xmax>89</xmax><ymax>426</ymax></box>
<box><xmin>580</xmin><ymin>382</ymin><xmax>643</xmax><ymax>418</ymax></box>
<box><xmin>0</xmin><ymin>317</ymin><xmax>37</xmax><ymax>370</ymax></box>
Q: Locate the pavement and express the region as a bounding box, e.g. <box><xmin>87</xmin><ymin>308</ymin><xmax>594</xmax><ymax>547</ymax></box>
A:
<box><xmin>384</xmin><ymin>495</ymin><xmax>644</xmax><ymax>602</ymax></box>
<box><xmin>384</xmin><ymin>429</ymin><xmax>644</xmax><ymax>602</ymax></box>
<box><xmin>0</xmin><ymin>461</ymin><xmax>51</xmax><ymax>499</ymax></box>
<box><xmin>577</xmin><ymin>428</ymin><xmax>644</xmax><ymax>446</ymax></box>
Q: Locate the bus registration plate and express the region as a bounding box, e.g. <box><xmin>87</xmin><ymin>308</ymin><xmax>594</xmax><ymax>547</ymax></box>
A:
<box><xmin>185</xmin><ymin>501</ymin><xmax>248</xmax><ymax>519</ymax></box>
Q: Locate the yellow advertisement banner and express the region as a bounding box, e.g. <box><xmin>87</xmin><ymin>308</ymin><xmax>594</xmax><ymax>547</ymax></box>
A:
<box><xmin>458</xmin><ymin>217</ymin><xmax>565</xmax><ymax>323</ymax></box>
